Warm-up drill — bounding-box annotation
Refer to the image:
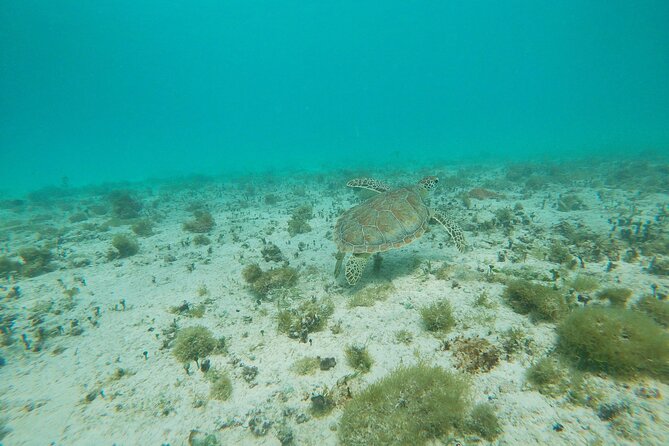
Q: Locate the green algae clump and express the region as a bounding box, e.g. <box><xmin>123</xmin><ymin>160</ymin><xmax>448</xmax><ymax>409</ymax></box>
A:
<box><xmin>344</xmin><ymin>344</ymin><xmax>373</xmax><ymax>373</ymax></box>
<box><xmin>635</xmin><ymin>295</ymin><xmax>669</xmax><ymax>327</ymax></box>
<box><xmin>287</xmin><ymin>205</ymin><xmax>313</xmax><ymax>236</ymax></box>
<box><xmin>207</xmin><ymin>369</ymin><xmax>232</xmax><ymax>401</ymax></box>
<box><xmin>277</xmin><ymin>298</ymin><xmax>334</xmax><ymax>341</ymax></box>
<box><xmin>173</xmin><ymin>326</ymin><xmax>217</xmax><ymax>367</ymax></box>
<box><xmin>596</xmin><ymin>287</ymin><xmax>633</xmax><ymax>307</ymax></box>
<box><xmin>420</xmin><ymin>300</ymin><xmax>455</xmax><ymax>333</ymax></box>
<box><xmin>18</xmin><ymin>247</ymin><xmax>54</xmax><ymax>277</ymax></box>
<box><xmin>183</xmin><ymin>210</ymin><xmax>215</xmax><ymax>233</ymax></box>
<box><xmin>243</xmin><ymin>264</ymin><xmax>298</xmax><ymax>298</ymax></box>
<box><xmin>466</xmin><ymin>403</ymin><xmax>502</xmax><ymax>441</ymax></box>
<box><xmin>110</xmin><ymin>234</ymin><xmax>139</xmax><ymax>259</ymax></box>
<box><xmin>338</xmin><ymin>364</ymin><xmax>473</xmax><ymax>446</ymax></box>
<box><xmin>504</xmin><ymin>280</ymin><xmax>568</xmax><ymax>322</ymax></box>
<box><xmin>525</xmin><ymin>357</ymin><xmax>570</xmax><ymax>397</ymax></box>
<box><xmin>557</xmin><ymin>307</ymin><xmax>669</xmax><ymax>381</ymax></box>
<box><xmin>109</xmin><ymin>190</ymin><xmax>142</xmax><ymax>219</ymax></box>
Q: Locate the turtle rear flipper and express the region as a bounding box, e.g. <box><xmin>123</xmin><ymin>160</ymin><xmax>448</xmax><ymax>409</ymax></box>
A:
<box><xmin>345</xmin><ymin>253</ymin><xmax>370</xmax><ymax>285</ymax></box>
<box><xmin>346</xmin><ymin>178</ymin><xmax>391</xmax><ymax>194</ymax></box>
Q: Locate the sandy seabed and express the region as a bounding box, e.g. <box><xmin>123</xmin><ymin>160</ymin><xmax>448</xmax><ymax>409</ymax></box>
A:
<box><xmin>1</xmin><ymin>159</ymin><xmax>668</xmax><ymax>446</ymax></box>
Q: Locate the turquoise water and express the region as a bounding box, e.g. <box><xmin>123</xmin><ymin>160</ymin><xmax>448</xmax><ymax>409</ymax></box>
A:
<box><xmin>1</xmin><ymin>4</ymin><xmax>669</xmax><ymax>445</ymax></box>
<box><xmin>1</xmin><ymin>1</ymin><xmax>668</xmax><ymax>193</ymax></box>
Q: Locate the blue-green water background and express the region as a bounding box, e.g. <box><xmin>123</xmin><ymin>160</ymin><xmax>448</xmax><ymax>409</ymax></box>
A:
<box><xmin>2</xmin><ymin>1</ymin><xmax>668</xmax><ymax>194</ymax></box>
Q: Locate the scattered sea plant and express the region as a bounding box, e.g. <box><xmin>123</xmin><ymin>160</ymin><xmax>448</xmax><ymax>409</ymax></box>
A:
<box><xmin>169</xmin><ymin>301</ymin><xmax>206</xmax><ymax>318</ymax></box>
<box><xmin>648</xmin><ymin>256</ymin><xmax>669</xmax><ymax>276</ymax></box>
<box><xmin>557</xmin><ymin>194</ymin><xmax>586</xmax><ymax>212</ymax></box>
<box><xmin>394</xmin><ymin>329</ymin><xmax>414</xmax><ymax>345</ymax></box>
<box><xmin>109</xmin><ymin>234</ymin><xmax>139</xmax><ymax>259</ymax></box>
<box><xmin>109</xmin><ymin>190</ymin><xmax>142</xmax><ymax>219</ymax></box>
<box><xmin>207</xmin><ymin>369</ymin><xmax>232</xmax><ymax>401</ymax></box>
<box><xmin>503</xmin><ymin>280</ymin><xmax>568</xmax><ymax>322</ymax></box>
<box><xmin>287</xmin><ymin>205</ymin><xmax>313</xmax><ymax>236</ymax></box>
<box><xmin>635</xmin><ymin>295</ymin><xmax>669</xmax><ymax>327</ymax></box>
<box><xmin>183</xmin><ymin>210</ymin><xmax>215</xmax><ymax>233</ymax></box>
<box><xmin>0</xmin><ymin>256</ymin><xmax>22</xmax><ymax>279</ymax></box>
<box><xmin>68</xmin><ymin>211</ymin><xmax>88</xmax><ymax>223</ymax></box>
<box><xmin>242</xmin><ymin>264</ymin><xmax>299</xmax><ymax>298</ymax></box>
<box><xmin>500</xmin><ymin>327</ymin><xmax>532</xmax><ymax>357</ymax></box>
<box><xmin>465</xmin><ymin>403</ymin><xmax>502</xmax><ymax>441</ymax></box>
<box><xmin>596</xmin><ymin>287</ymin><xmax>632</xmax><ymax>307</ymax></box>
<box><xmin>348</xmin><ymin>282</ymin><xmax>395</xmax><ymax>308</ymax></box>
<box><xmin>277</xmin><ymin>297</ymin><xmax>334</xmax><ymax>342</ymax></box>
<box><xmin>525</xmin><ymin>357</ymin><xmax>570</xmax><ymax>397</ymax></box>
<box><xmin>310</xmin><ymin>387</ymin><xmax>336</xmax><ymax>417</ymax></box>
<box><xmin>344</xmin><ymin>344</ymin><xmax>373</xmax><ymax>373</ymax></box>
<box><xmin>420</xmin><ymin>299</ymin><xmax>455</xmax><ymax>333</ymax></box>
<box><xmin>548</xmin><ymin>240</ymin><xmax>576</xmax><ymax>267</ymax></box>
<box><xmin>570</xmin><ymin>274</ymin><xmax>599</xmax><ymax>292</ymax></box>
<box><xmin>192</xmin><ymin>234</ymin><xmax>211</xmax><ymax>246</ymax></box>
<box><xmin>451</xmin><ymin>336</ymin><xmax>500</xmax><ymax>373</ymax></box>
<box><xmin>260</xmin><ymin>241</ymin><xmax>284</xmax><ymax>262</ymax></box>
<box><xmin>290</xmin><ymin>357</ymin><xmax>320</xmax><ymax>375</ymax></box>
<box><xmin>338</xmin><ymin>364</ymin><xmax>497</xmax><ymax>445</ymax></box>
<box><xmin>131</xmin><ymin>219</ymin><xmax>154</xmax><ymax>237</ymax></box>
<box><xmin>557</xmin><ymin>307</ymin><xmax>669</xmax><ymax>381</ymax></box>
<box><xmin>18</xmin><ymin>246</ymin><xmax>54</xmax><ymax>277</ymax></box>
<box><xmin>173</xmin><ymin>325</ymin><xmax>217</xmax><ymax>367</ymax></box>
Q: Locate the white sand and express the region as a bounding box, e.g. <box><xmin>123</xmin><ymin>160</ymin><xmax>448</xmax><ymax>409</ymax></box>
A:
<box><xmin>1</xmin><ymin>164</ymin><xmax>668</xmax><ymax>446</ymax></box>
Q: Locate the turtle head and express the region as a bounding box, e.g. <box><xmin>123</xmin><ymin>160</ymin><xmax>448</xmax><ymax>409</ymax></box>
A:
<box><xmin>418</xmin><ymin>176</ymin><xmax>439</xmax><ymax>194</ymax></box>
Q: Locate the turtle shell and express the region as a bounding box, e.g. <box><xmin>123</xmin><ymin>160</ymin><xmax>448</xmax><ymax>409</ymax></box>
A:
<box><xmin>334</xmin><ymin>186</ymin><xmax>431</xmax><ymax>254</ymax></box>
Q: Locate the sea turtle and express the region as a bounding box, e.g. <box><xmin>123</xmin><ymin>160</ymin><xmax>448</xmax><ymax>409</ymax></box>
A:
<box><xmin>334</xmin><ymin>176</ymin><xmax>466</xmax><ymax>285</ymax></box>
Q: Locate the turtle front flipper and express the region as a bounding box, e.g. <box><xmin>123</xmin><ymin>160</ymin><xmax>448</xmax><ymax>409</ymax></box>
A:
<box><xmin>345</xmin><ymin>253</ymin><xmax>370</xmax><ymax>285</ymax></box>
<box><xmin>346</xmin><ymin>178</ymin><xmax>391</xmax><ymax>194</ymax></box>
<box><xmin>334</xmin><ymin>251</ymin><xmax>345</xmax><ymax>278</ymax></box>
<box><xmin>431</xmin><ymin>210</ymin><xmax>466</xmax><ymax>252</ymax></box>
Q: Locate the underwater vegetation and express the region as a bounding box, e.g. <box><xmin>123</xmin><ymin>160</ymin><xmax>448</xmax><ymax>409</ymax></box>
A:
<box><xmin>242</xmin><ymin>264</ymin><xmax>298</xmax><ymax>298</ymax></box>
<box><xmin>173</xmin><ymin>325</ymin><xmax>217</xmax><ymax>367</ymax></box>
<box><xmin>344</xmin><ymin>344</ymin><xmax>373</xmax><ymax>373</ymax></box>
<box><xmin>287</xmin><ymin>205</ymin><xmax>313</xmax><ymax>236</ymax></box>
<box><xmin>347</xmin><ymin>282</ymin><xmax>395</xmax><ymax>308</ymax></box>
<box><xmin>465</xmin><ymin>403</ymin><xmax>503</xmax><ymax>441</ymax></box>
<box><xmin>499</xmin><ymin>327</ymin><xmax>533</xmax><ymax>357</ymax></box>
<box><xmin>596</xmin><ymin>287</ymin><xmax>633</xmax><ymax>307</ymax></box>
<box><xmin>109</xmin><ymin>190</ymin><xmax>142</xmax><ymax>219</ymax></box>
<box><xmin>109</xmin><ymin>234</ymin><xmax>139</xmax><ymax>259</ymax></box>
<box><xmin>569</xmin><ymin>274</ymin><xmax>599</xmax><ymax>293</ymax></box>
<box><xmin>419</xmin><ymin>299</ymin><xmax>455</xmax><ymax>333</ymax></box>
<box><xmin>525</xmin><ymin>357</ymin><xmax>571</xmax><ymax>397</ymax></box>
<box><xmin>503</xmin><ymin>280</ymin><xmax>568</xmax><ymax>322</ymax></box>
<box><xmin>557</xmin><ymin>194</ymin><xmax>586</xmax><ymax>212</ymax></box>
<box><xmin>290</xmin><ymin>357</ymin><xmax>321</xmax><ymax>375</ymax></box>
<box><xmin>131</xmin><ymin>219</ymin><xmax>154</xmax><ymax>237</ymax></box>
<box><xmin>207</xmin><ymin>369</ymin><xmax>232</xmax><ymax>401</ymax></box>
<box><xmin>338</xmin><ymin>364</ymin><xmax>500</xmax><ymax>445</ymax></box>
<box><xmin>450</xmin><ymin>337</ymin><xmax>501</xmax><ymax>374</ymax></box>
<box><xmin>277</xmin><ymin>297</ymin><xmax>334</xmax><ymax>342</ymax></box>
<box><xmin>260</xmin><ymin>241</ymin><xmax>284</xmax><ymax>263</ymax></box>
<box><xmin>0</xmin><ymin>249</ymin><xmax>54</xmax><ymax>279</ymax></box>
<box><xmin>0</xmin><ymin>256</ymin><xmax>22</xmax><ymax>279</ymax></box>
<box><xmin>192</xmin><ymin>234</ymin><xmax>211</xmax><ymax>246</ymax></box>
<box><xmin>648</xmin><ymin>256</ymin><xmax>669</xmax><ymax>276</ymax></box>
<box><xmin>183</xmin><ymin>210</ymin><xmax>215</xmax><ymax>233</ymax></box>
<box><xmin>557</xmin><ymin>307</ymin><xmax>669</xmax><ymax>381</ymax></box>
<box><xmin>18</xmin><ymin>246</ymin><xmax>54</xmax><ymax>277</ymax></box>
<box><xmin>635</xmin><ymin>295</ymin><xmax>669</xmax><ymax>327</ymax></box>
